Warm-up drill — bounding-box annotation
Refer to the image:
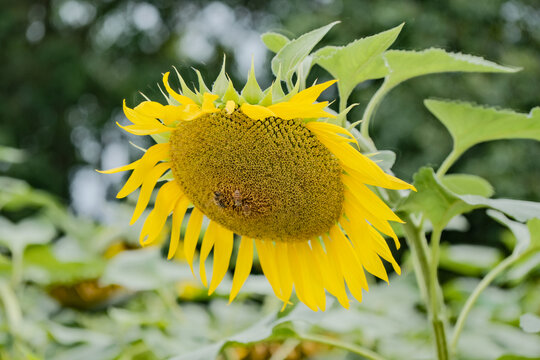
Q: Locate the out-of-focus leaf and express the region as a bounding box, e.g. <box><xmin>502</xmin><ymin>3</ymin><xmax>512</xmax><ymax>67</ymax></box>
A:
<box><xmin>261</xmin><ymin>32</ymin><xmax>289</xmax><ymax>53</ymax></box>
<box><xmin>271</xmin><ymin>21</ymin><xmax>338</xmax><ymax>81</ymax></box>
<box><xmin>367</xmin><ymin>150</ymin><xmax>396</xmax><ymax>172</ymax></box>
<box><xmin>100</xmin><ymin>248</ymin><xmax>192</xmax><ymax>290</ymax></box>
<box><xmin>313</xmin><ymin>24</ymin><xmax>402</xmax><ymax>102</ymax></box>
<box><xmin>383</xmin><ymin>49</ymin><xmax>519</xmax><ymax>89</ymax></box>
<box><xmin>439</xmin><ymin>245</ymin><xmax>502</xmax><ymax>276</ymax></box>
<box><xmin>401</xmin><ymin>168</ymin><xmax>540</xmax><ymax>231</ymax></box>
<box><xmin>0</xmin><ymin>217</ymin><xmax>56</xmax><ymax>254</ymax></box>
<box><xmin>520</xmin><ymin>313</ymin><xmax>540</xmax><ymax>334</ymax></box>
<box><xmin>441</xmin><ymin>174</ymin><xmax>494</xmax><ymax>197</ymax></box>
<box><xmin>23</xmin><ymin>246</ymin><xmax>105</xmax><ymax>285</ymax></box>
<box><xmin>0</xmin><ymin>146</ymin><xmax>26</xmax><ymax>163</ymax></box>
<box><xmin>426</xmin><ymin>100</ymin><xmax>540</xmax><ymax>160</ymax></box>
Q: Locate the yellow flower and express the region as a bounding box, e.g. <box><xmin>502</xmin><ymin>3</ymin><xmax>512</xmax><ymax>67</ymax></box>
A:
<box><xmin>99</xmin><ymin>64</ymin><xmax>414</xmax><ymax>311</ymax></box>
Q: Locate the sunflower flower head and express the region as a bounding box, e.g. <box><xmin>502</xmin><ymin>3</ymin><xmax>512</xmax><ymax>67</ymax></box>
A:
<box><xmin>100</xmin><ymin>57</ymin><xmax>415</xmax><ymax>311</ymax></box>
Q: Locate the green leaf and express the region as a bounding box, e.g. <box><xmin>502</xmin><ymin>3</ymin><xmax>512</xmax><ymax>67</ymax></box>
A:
<box><xmin>520</xmin><ymin>313</ymin><xmax>540</xmax><ymax>334</ymax></box>
<box><xmin>241</xmin><ymin>60</ymin><xmax>264</xmax><ymax>104</ymax></box>
<box><xmin>23</xmin><ymin>245</ymin><xmax>105</xmax><ymax>285</ymax></box>
<box><xmin>426</xmin><ymin>100</ymin><xmax>540</xmax><ymax>159</ymax></box>
<box><xmin>383</xmin><ymin>48</ymin><xmax>519</xmax><ymax>89</ymax></box>
<box><xmin>439</xmin><ymin>244</ymin><xmax>502</xmax><ymax>276</ymax></box>
<box><xmin>401</xmin><ymin>168</ymin><xmax>540</xmax><ymax>231</ymax></box>
<box><xmin>0</xmin><ymin>146</ymin><xmax>26</xmax><ymax>163</ymax></box>
<box><xmin>486</xmin><ymin>210</ymin><xmax>533</xmax><ymax>256</ymax></box>
<box><xmin>261</xmin><ymin>32</ymin><xmax>289</xmax><ymax>53</ymax></box>
<box><xmin>441</xmin><ymin>174</ymin><xmax>494</xmax><ymax>197</ymax></box>
<box><xmin>271</xmin><ymin>21</ymin><xmax>339</xmax><ymax>82</ymax></box>
<box><xmin>212</xmin><ymin>56</ymin><xmax>229</xmax><ymax>97</ymax></box>
<box><xmin>314</xmin><ymin>23</ymin><xmax>403</xmax><ymax>102</ymax></box>
<box><xmin>100</xmin><ymin>248</ymin><xmax>193</xmax><ymax>290</ymax></box>
<box><xmin>367</xmin><ymin>150</ymin><xmax>396</xmax><ymax>172</ymax></box>
<box><xmin>0</xmin><ymin>217</ymin><xmax>56</xmax><ymax>254</ymax></box>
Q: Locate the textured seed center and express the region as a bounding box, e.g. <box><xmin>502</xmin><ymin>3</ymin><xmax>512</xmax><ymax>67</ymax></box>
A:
<box><xmin>169</xmin><ymin>110</ymin><xmax>344</xmax><ymax>241</ymax></box>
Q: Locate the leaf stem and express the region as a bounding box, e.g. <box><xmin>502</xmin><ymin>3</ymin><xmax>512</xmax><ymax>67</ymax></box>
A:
<box><xmin>360</xmin><ymin>82</ymin><xmax>389</xmax><ymax>141</ymax></box>
<box><xmin>436</xmin><ymin>149</ymin><xmax>462</xmax><ymax>178</ymax></box>
<box><xmin>0</xmin><ymin>281</ymin><xmax>22</xmax><ymax>335</ymax></box>
<box><xmin>298</xmin><ymin>334</ymin><xmax>387</xmax><ymax>360</ymax></box>
<box><xmin>450</xmin><ymin>251</ymin><xmax>529</xmax><ymax>355</ymax></box>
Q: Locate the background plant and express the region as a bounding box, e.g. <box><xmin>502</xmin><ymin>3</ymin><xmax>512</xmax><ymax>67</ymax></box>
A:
<box><xmin>1</xmin><ymin>1</ymin><xmax>540</xmax><ymax>359</ymax></box>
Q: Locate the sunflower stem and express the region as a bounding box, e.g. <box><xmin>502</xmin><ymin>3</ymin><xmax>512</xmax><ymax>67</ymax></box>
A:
<box><xmin>400</xmin><ymin>213</ymin><xmax>449</xmax><ymax>360</ymax></box>
<box><xmin>298</xmin><ymin>334</ymin><xmax>388</xmax><ymax>360</ymax></box>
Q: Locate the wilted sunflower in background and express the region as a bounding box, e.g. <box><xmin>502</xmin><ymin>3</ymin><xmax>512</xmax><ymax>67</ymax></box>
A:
<box><xmin>99</xmin><ymin>60</ymin><xmax>414</xmax><ymax>311</ymax></box>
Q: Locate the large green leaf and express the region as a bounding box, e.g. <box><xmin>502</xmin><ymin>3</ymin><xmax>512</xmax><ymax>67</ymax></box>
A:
<box><xmin>271</xmin><ymin>21</ymin><xmax>338</xmax><ymax>82</ymax></box>
<box><xmin>441</xmin><ymin>174</ymin><xmax>494</xmax><ymax>197</ymax></box>
<box><xmin>261</xmin><ymin>32</ymin><xmax>289</xmax><ymax>53</ymax></box>
<box><xmin>0</xmin><ymin>217</ymin><xmax>56</xmax><ymax>254</ymax></box>
<box><xmin>401</xmin><ymin>168</ymin><xmax>540</xmax><ymax>231</ymax></box>
<box><xmin>426</xmin><ymin>100</ymin><xmax>540</xmax><ymax>160</ymax></box>
<box><xmin>383</xmin><ymin>48</ymin><xmax>519</xmax><ymax>89</ymax></box>
<box><xmin>313</xmin><ymin>24</ymin><xmax>402</xmax><ymax>102</ymax></box>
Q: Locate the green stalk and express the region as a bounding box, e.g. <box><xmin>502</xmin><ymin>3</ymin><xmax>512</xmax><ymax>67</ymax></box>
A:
<box><xmin>360</xmin><ymin>82</ymin><xmax>389</xmax><ymax>141</ymax></box>
<box><xmin>450</xmin><ymin>251</ymin><xmax>530</xmax><ymax>355</ymax></box>
<box><xmin>436</xmin><ymin>148</ymin><xmax>462</xmax><ymax>178</ymax></box>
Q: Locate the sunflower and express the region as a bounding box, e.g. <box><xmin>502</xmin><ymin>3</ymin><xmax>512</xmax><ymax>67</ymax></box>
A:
<box><xmin>99</xmin><ymin>61</ymin><xmax>414</xmax><ymax>311</ymax></box>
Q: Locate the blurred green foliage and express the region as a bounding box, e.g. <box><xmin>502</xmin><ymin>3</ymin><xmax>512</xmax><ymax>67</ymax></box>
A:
<box><xmin>1</xmin><ymin>1</ymin><xmax>540</xmax><ymax>359</ymax></box>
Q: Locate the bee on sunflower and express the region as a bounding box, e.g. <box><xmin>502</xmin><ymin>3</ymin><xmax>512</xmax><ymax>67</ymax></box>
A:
<box><xmin>99</xmin><ymin>58</ymin><xmax>414</xmax><ymax>311</ymax></box>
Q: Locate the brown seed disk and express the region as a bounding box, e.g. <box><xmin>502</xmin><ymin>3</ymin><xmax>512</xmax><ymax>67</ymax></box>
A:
<box><xmin>169</xmin><ymin>110</ymin><xmax>344</xmax><ymax>241</ymax></box>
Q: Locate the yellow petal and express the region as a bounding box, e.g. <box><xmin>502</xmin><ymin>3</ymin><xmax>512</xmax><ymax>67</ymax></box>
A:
<box><xmin>287</xmin><ymin>242</ymin><xmax>317</xmax><ymax>311</ymax></box>
<box><xmin>116</xmin><ymin>122</ymin><xmax>171</xmax><ymax>135</ymax></box>
<box><xmin>240</xmin><ymin>104</ymin><xmax>276</xmax><ymax>120</ymax></box>
<box><xmin>229</xmin><ymin>237</ymin><xmax>254</xmax><ymax>302</ymax></box>
<box><xmin>311</xmin><ymin>238</ymin><xmax>349</xmax><ymax>308</ymax></box>
<box><xmin>117</xmin><ymin>143</ymin><xmax>169</xmax><ymax>198</ymax></box>
<box><xmin>267</xmin><ymin>101</ymin><xmax>335</xmax><ymax>120</ymax></box>
<box><xmin>225</xmin><ymin>100</ymin><xmax>236</xmax><ymax>114</ymax></box>
<box><xmin>199</xmin><ymin>220</ymin><xmax>218</xmax><ymax>287</ymax></box>
<box><xmin>167</xmin><ymin>195</ymin><xmax>191</xmax><ymax>259</ymax></box>
<box><xmin>326</xmin><ymin>227</ymin><xmax>368</xmax><ymax>302</ymax></box>
<box><xmin>163</xmin><ymin>72</ymin><xmax>198</xmax><ymax>106</ymax></box>
<box><xmin>139</xmin><ymin>181</ymin><xmax>182</xmax><ymax>246</ymax></box>
<box><xmin>254</xmin><ymin>239</ymin><xmax>282</xmax><ymax>300</ymax></box>
<box><xmin>183</xmin><ymin>207</ymin><xmax>204</xmax><ymax>273</ymax></box>
<box><xmin>298</xmin><ymin>242</ymin><xmax>326</xmax><ymax>311</ymax></box>
<box><xmin>289</xmin><ymin>80</ymin><xmax>337</xmax><ymax>104</ymax></box>
<box><xmin>340</xmin><ymin>218</ymin><xmax>389</xmax><ymax>282</ymax></box>
<box><xmin>208</xmin><ymin>224</ymin><xmax>234</xmax><ymax>295</ymax></box>
<box><xmin>274</xmin><ymin>242</ymin><xmax>293</xmax><ymax>305</ymax></box>
<box><xmin>97</xmin><ymin>159</ymin><xmax>140</xmax><ymax>174</ymax></box>
<box><xmin>135</xmin><ymin>101</ymin><xmax>186</xmax><ymax>125</ymax></box>
<box><xmin>130</xmin><ymin>162</ymin><xmax>171</xmax><ymax>225</ymax></box>
<box><xmin>201</xmin><ymin>93</ymin><xmax>220</xmax><ymax>113</ymax></box>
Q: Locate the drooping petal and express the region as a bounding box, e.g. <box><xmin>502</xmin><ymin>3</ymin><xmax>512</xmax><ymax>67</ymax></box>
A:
<box><xmin>254</xmin><ymin>239</ymin><xmax>283</xmax><ymax>301</ymax></box>
<box><xmin>97</xmin><ymin>159</ymin><xmax>140</xmax><ymax>174</ymax></box>
<box><xmin>167</xmin><ymin>195</ymin><xmax>191</xmax><ymax>259</ymax></box>
<box><xmin>163</xmin><ymin>72</ymin><xmax>198</xmax><ymax>106</ymax></box>
<box><xmin>273</xmin><ymin>242</ymin><xmax>294</xmax><ymax>306</ymax></box>
<box><xmin>139</xmin><ymin>181</ymin><xmax>183</xmax><ymax>246</ymax></box>
<box><xmin>183</xmin><ymin>207</ymin><xmax>204</xmax><ymax>272</ymax></box>
<box><xmin>116</xmin><ymin>143</ymin><xmax>170</xmax><ymax>198</ymax></box>
<box><xmin>208</xmin><ymin>223</ymin><xmax>234</xmax><ymax>294</ymax></box>
<box><xmin>311</xmin><ymin>238</ymin><xmax>349</xmax><ymax>308</ymax></box>
<box><xmin>229</xmin><ymin>237</ymin><xmax>254</xmax><ymax>303</ymax></box>
<box><xmin>130</xmin><ymin>162</ymin><xmax>171</xmax><ymax>225</ymax></box>
<box><xmin>199</xmin><ymin>220</ymin><xmax>218</xmax><ymax>287</ymax></box>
